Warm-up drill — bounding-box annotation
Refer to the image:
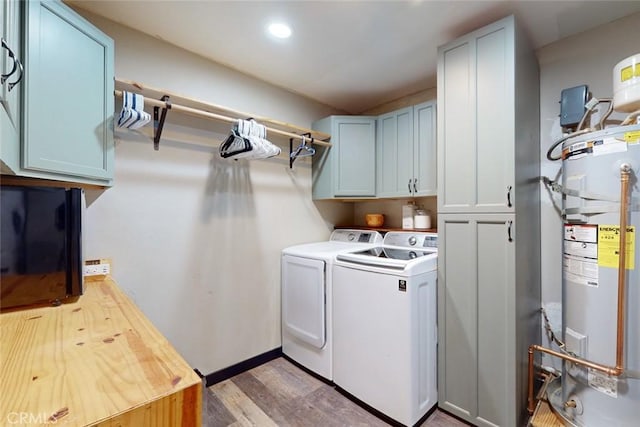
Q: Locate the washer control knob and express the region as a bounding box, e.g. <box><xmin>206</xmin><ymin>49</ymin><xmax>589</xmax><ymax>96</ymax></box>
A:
<box><xmin>348</xmin><ymin>233</ymin><xmax>356</xmax><ymax>241</ymax></box>
<box><xmin>408</xmin><ymin>236</ymin><xmax>417</xmax><ymax>246</ymax></box>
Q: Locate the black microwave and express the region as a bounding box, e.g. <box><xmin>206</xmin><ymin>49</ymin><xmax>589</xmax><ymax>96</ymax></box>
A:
<box><xmin>0</xmin><ymin>185</ymin><xmax>84</xmax><ymax>311</ymax></box>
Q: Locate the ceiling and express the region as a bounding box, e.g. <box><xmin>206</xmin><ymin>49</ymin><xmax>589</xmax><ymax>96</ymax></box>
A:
<box><xmin>68</xmin><ymin>0</ymin><xmax>640</xmax><ymax>114</ymax></box>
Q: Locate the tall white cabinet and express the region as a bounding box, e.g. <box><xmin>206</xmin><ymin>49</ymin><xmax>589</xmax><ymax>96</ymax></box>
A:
<box><xmin>436</xmin><ymin>16</ymin><xmax>540</xmax><ymax>427</ymax></box>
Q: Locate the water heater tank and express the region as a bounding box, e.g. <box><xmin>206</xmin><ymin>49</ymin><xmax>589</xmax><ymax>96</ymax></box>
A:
<box><xmin>613</xmin><ymin>53</ymin><xmax>640</xmax><ymax>113</ymax></box>
<box><xmin>559</xmin><ymin>124</ymin><xmax>640</xmax><ymax>426</ymax></box>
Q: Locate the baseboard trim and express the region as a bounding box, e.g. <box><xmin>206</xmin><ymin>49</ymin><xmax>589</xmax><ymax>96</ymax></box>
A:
<box><xmin>200</xmin><ymin>347</ymin><xmax>283</xmax><ymax>387</ymax></box>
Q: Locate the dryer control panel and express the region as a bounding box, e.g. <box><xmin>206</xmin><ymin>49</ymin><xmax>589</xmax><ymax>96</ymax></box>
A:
<box><xmin>330</xmin><ymin>229</ymin><xmax>383</xmax><ymax>244</ymax></box>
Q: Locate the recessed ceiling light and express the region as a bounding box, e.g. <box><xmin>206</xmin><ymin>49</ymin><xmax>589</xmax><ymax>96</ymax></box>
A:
<box><xmin>268</xmin><ymin>22</ymin><xmax>292</xmax><ymax>39</ymax></box>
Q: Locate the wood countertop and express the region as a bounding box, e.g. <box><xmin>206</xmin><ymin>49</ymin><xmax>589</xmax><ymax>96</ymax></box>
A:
<box><xmin>0</xmin><ymin>277</ymin><xmax>201</xmax><ymax>426</ymax></box>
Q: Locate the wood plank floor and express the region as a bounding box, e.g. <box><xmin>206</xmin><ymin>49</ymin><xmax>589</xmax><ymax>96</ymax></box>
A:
<box><xmin>203</xmin><ymin>357</ymin><xmax>469</xmax><ymax>426</ymax></box>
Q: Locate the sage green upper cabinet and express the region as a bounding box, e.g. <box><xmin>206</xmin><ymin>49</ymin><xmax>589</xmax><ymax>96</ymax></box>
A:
<box><xmin>437</xmin><ymin>15</ymin><xmax>532</xmax><ymax>213</ymax></box>
<box><xmin>312</xmin><ymin>116</ymin><xmax>377</xmax><ymax>199</ymax></box>
<box><xmin>376</xmin><ymin>102</ymin><xmax>437</xmax><ymax>198</ymax></box>
<box><xmin>0</xmin><ymin>0</ymin><xmax>22</xmax><ymax>172</ymax></box>
<box><xmin>376</xmin><ymin>106</ymin><xmax>413</xmax><ymax>197</ymax></box>
<box><xmin>1</xmin><ymin>0</ymin><xmax>114</xmax><ymax>186</ymax></box>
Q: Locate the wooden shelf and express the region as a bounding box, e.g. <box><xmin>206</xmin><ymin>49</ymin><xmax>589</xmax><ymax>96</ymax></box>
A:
<box><xmin>115</xmin><ymin>78</ymin><xmax>331</xmax><ymax>143</ymax></box>
<box><xmin>335</xmin><ymin>225</ymin><xmax>437</xmax><ymax>233</ymax></box>
<box><xmin>0</xmin><ymin>277</ymin><xmax>201</xmax><ymax>426</ymax></box>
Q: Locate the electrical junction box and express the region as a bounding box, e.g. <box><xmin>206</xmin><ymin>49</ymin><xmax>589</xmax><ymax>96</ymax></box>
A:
<box><xmin>560</xmin><ymin>85</ymin><xmax>589</xmax><ymax>129</ymax></box>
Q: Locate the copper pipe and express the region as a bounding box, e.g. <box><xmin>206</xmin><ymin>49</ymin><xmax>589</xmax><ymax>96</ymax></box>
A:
<box><xmin>527</xmin><ymin>165</ymin><xmax>632</xmax><ymax>416</ymax></box>
<box><xmin>527</xmin><ymin>345</ymin><xmax>624</xmax><ymax>414</ymax></box>
<box><xmin>616</xmin><ymin>164</ymin><xmax>631</xmax><ymax>372</ymax></box>
<box><xmin>528</xmin><ymin>348</ymin><xmax>535</xmax><ymax>414</ymax></box>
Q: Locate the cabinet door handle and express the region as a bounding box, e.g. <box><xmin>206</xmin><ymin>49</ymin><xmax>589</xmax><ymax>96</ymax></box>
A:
<box><xmin>507</xmin><ymin>185</ymin><xmax>513</xmax><ymax>208</ymax></box>
<box><xmin>7</xmin><ymin>57</ymin><xmax>23</xmax><ymax>92</ymax></box>
<box><xmin>1</xmin><ymin>38</ymin><xmax>18</xmax><ymax>85</ymax></box>
<box><xmin>507</xmin><ymin>220</ymin><xmax>513</xmax><ymax>242</ymax></box>
<box><xmin>408</xmin><ymin>179</ymin><xmax>412</xmax><ymax>194</ymax></box>
<box><xmin>413</xmin><ymin>178</ymin><xmax>417</xmax><ymax>193</ymax></box>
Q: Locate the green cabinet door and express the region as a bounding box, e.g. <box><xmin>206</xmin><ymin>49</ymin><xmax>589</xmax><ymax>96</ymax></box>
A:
<box><xmin>312</xmin><ymin>116</ymin><xmax>376</xmax><ymax>199</ymax></box>
<box><xmin>376</xmin><ymin>106</ymin><xmax>413</xmax><ymax>197</ymax></box>
<box><xmin>412</xmin><ymin>101</ymin><xmax>437</xmax><ymax>197</ymax></box>
<box><xmin>22</xmin><ymin>0</ymin><xmax>114</xmax><ymax>183</ymax></box>
<box><xmin>334</xmin><ymin>117</ymin><xmax>376</xmax><ymax>197</ymax></box>
<box><xmin>0</xmin><ymin>0</ymin><xmax>22</xmax><ymax>174</ymax></box>
<box><xmin>437</xmin><ymin>14</ymin><xmax>538</xmax><ymax>214</ymax></box>
<box><xmin>437</xmin><ymin>213</ymin><xmax>517</xmax><ymax>427</ymax></box>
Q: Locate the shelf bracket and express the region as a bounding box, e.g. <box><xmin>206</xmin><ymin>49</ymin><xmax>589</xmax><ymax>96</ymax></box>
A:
<box><xmin>153</xmin><ymin>95</ymin><xmax>171</xmax><ymax>151</ymax></box>
<box><xmin>289</xmin><ymin>137</ymin><xmax>295</xmax><ymax>169</ymax></box>
<box><xmin>289</xmin><ymin>132</ymin><xmax>313</xmax><ymax>169</ymax></box>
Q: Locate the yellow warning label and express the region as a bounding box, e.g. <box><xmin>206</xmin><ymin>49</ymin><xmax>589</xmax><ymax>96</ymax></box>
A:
<box><xmin>621</xmin><ymin>64</ymin><xmax>640</xmax><ymax>82</ymax></box>
<box><xmin>624</xmin><ymin>130</ymin><xmax>640</xmax><ymax>144</ymax></box>
<box><xmin>598</xmin><ymin>225</ymin><xmax>635</xmax><ymax>269</ymax></box>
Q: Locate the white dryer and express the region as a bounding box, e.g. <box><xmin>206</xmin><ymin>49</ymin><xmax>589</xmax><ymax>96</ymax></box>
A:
<box><xmin>333</xmin><ymin>231</ymin><xmax>438</xmax><ymax>426</ymax></box>
<box><xmin>281</xmin><ymin>229</ymin><xmax>382</xmax><ymax>381</ymax></box>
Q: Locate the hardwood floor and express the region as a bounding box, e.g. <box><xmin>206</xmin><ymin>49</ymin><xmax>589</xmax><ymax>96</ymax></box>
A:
<box><xmin>203</xmin><ymin>357</ymin><xmax>469</xmax><ymax>427</ymax></box>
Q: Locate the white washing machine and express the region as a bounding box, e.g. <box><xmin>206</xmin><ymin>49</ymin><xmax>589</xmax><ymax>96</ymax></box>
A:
<box><xmin>281</xmin><ymin>229</ymin><xmax>383</xmax><ymax>381</ymax></box>
<box><xmin>333</xmin><ymin>231</ymin><xmax>438</xmax><ymax>426</ymax></box>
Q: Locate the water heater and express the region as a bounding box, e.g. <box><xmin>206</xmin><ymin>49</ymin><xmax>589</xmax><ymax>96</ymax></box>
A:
<box><xmin>556</xmin><ymin>124</ymin><xmax>640</xmax><ymax>426</ymax></box>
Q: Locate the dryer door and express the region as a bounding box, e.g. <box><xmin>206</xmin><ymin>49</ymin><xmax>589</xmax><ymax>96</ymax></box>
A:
<box><xmin>282</xmin><ymin>255</ymin><xmax>326</xmax><ymax>348</ymax></box>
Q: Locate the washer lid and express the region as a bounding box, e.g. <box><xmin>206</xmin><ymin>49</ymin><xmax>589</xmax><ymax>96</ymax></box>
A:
<box><xmin>337</xmin><ymin>247</ymin><xmax>437</xmax><ymax>272</ymax></box>
<box><xmin>282</xmin><ymin>229</ymin><xmax>383</xmax><ymax>259</ymax></box>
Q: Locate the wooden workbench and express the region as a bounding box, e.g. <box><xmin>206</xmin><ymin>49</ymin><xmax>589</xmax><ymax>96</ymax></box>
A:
<box><xmin>0</xmin><ymin>277</ymin><xmax>201</xmax><ymax>426</ymax></box>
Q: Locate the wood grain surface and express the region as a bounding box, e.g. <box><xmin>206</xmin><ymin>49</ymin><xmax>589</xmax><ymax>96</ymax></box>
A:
<box><xmin>530</xmin><ymin>400</ymin><xmax>564</xmax><ymax>427</ymax></box>
<box><xmin>204</xmin><ymin>357</ymin><xmax>469</xmax><ymax>427</ymax></box>
<box><xmin>0</xmin><ymin>277</ymin><xmax>201</xmax><ymax>426</ymax></box>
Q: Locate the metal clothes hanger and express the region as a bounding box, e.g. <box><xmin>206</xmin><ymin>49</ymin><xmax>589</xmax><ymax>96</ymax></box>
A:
<box><xmin>290</xmin><ymin>135</ymin><xmax>316</xmax><ymax>159</ymax></box>
<box><xmin>289</xmin><ymin>134</ymin><xmax>316</xmax><ymax>168</ymax></box>
<box><xmin>219</xmin><ymin>119</ymin><xmax>253</xmax><ymax>159</ymax></box>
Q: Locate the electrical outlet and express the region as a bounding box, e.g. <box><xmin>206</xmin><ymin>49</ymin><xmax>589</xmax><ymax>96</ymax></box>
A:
<box><xmin>84</xmin><ymin>260</ymin><xmax>111</xmax><ymax>277</ymax></box>
<box><xmin>84</xmin><ymin>263</ymin><xmax>110</xmax><ymax>276</ymax></box>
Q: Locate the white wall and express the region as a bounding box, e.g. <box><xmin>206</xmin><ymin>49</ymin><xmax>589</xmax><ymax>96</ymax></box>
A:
<box><xmin>537</xmin><ymin>12</ymin><xmax>640</xmax><ymax>366</ymax></box>
<box><xmin>73</xmin><ymin>8</ymin><xmax>353</xmax><ymax>375</ymax></box>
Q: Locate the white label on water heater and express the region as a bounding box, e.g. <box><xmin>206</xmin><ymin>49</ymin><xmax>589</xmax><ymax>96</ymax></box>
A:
<box><xmin>563</xmin><ymin>224</ymin><xmax>599</xmax><ymax>286</ymax></box>
<box><xmin>592</xmin><ymin>137</ymin><xmax>628</xmax><ymax>157</ymax></box>
<box><xmin>564</xmin><ymin>224</ymin><xmax>598</xmax><ymax>243</ymax></box>
<box><xmin>564</xmin><ymin>241</ymin><xmax>598</xmax><ymax>259</ymax></box>
<box><xmin>563</xmin><ymin>255</ymin><xmax>598</xmax><ymax>286</ymax></box>
<box><xmin>588</xmin><ymin>369</ymin><xmax>618</xmax><ymax>398</ymax></box>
